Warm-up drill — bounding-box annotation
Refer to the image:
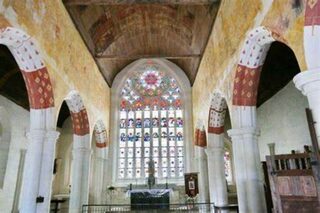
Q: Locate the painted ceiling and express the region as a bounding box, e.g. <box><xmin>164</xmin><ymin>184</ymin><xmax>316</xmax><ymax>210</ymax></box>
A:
<box><xmin>63</xmin><ymin>0</ymin><xmax>221</xmax><ymax>86</ymax></box>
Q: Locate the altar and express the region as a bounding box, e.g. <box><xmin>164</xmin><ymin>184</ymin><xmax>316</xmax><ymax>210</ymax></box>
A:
<box><xmin>127</xmin><ymin>189</ymin><xmax>172</xmax><ymax>210</ymax></box>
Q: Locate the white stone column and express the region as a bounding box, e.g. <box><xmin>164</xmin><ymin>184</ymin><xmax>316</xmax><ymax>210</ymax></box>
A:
<box><xmin>195</xmin><ymin>146</ymin><xmax>210</xmax><ymax>203</ymax></box>
<box><xmin>19</xmin><ymin>130</ymin><xmax>46</xmax><ymax>213</ymax></box>
<box><xmin>206</xmin><ymin>133</ymin><xmax>228</xmax><ymax>208</ymax></box>
<box><xmin>81</xmin><ymin>146</ymin><xmax>92</xmax><ymax>206</ymax></box>
<box><xmin>37</xmin><ymin>130</ymin><xmax>60</xmax><ymax>213</ymax></box>
<box><xmin>228</xmin><ymin>127</ymin><xmax>266</xmax><ymax>213</ymax></box>
<box><xmin>92</xmin><ymin>156</ymin><xmax>106</xmax><ymax>204</ymax></box>
<box><xmin>294</xmin><ymin>68</ymin><xmax>320</xmax><ymax>139</ymax></box>
<box><xmin>69</xmin><ymin>135</ymin><xmax>91</xmax><ymax>213</ymax></box>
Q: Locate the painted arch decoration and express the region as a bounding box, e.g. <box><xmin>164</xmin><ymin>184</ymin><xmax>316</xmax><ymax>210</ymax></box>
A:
<box><xmin>65</xmin><ymin>91</ymin><xmax>90</xmax><ymax>136</ymax></box>
<box><xmin>305</xmin><ymin>0</ymin><xmax>320</xmax><ymax>26</ymax></box>
<box><xmin>194</xmin><ymin>127</ymin><xmax>207</xmax><ymax>147</ymax></box>
<box><xmin>94</xmin><ymin>120</ymin><xmax>108</xmax><ymax>148</ymax></box>
<box><xmin>0</xmin><ymin>27</ymin><xmax>54</xmax><ymax>109</ymax></box>
<box><xmin>304</xmin><ymin>0</ymin><xmax>320</xmax><ymax>69</ymax></box>
<box><xmin>232</xmin><ymin>26</ymin><xmax>286</xmax><ymax>106</ymax></box>
<box><xmin>208</xmin><ymin>93</ymin><xmax>228</xmax><ymax>134</ymax></box>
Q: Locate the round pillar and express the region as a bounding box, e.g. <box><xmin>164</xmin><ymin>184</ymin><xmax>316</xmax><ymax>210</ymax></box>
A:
<box><xmin>228</xmin><ymin>127</ymin><xmax>266</xmax><ymax>213</ymax></box>
<box><xmin>195</xmin><ymin>146</ymin><xmax>210</xmax><ymax>203</ymax></box>
<box><xmin>69</xmin><ymin>136</ymin><xmax>91</xmax><ymax>213</ymax></box>
<box><xmin>19</xmin><ymin>130</ymin><xmax>46</xmax><ymax>213</ymax></box>
<box><xmin>206</xmin><ymin>133</ymin><xmax>228</xmax><ymax>208</ymax></box>
<box><xmin>37</xmin><ymin>130</ymin><xmax>60</xmax><ymax>213</ymax></box>
<box><xmin>294</xmin><ymin>68</ymin><xmax>320</xmax><ymax>139</ymax></box>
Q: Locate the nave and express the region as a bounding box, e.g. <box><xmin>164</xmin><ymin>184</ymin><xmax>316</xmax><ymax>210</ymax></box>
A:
<box><xmin>0</xmin><ymin>1</ymin><xmax>320</xmax><ymax>213</ymax></box>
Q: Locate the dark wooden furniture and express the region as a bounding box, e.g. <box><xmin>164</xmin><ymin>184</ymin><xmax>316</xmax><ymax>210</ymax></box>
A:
<box><xmin>50</xmin><ymin>199</ymin><xmax>66</xmax><ymax>213</ymax></box>
<box><xmin>266</xmin><ymin>153</ymin><xmax>320</xmax><ymax>213</ymax></box>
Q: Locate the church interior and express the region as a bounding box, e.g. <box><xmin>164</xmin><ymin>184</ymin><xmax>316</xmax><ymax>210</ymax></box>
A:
<box><xmin>1</xmin><ymin>0</ymin><xmax>320</xmax><ymax>212</ymax></box>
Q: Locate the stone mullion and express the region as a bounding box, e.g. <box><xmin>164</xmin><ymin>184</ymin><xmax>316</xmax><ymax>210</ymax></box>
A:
<box><xmin>141</xmin><ymin>109</ymin><xmax>146</xmax><ymax>179</ymax></box>
<box><xmin>174</xmin><ymin>109</ymin><xmax>178</xmax><ymax>178</ymax></box>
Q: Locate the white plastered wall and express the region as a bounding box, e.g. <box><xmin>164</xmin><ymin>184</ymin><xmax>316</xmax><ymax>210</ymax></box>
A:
<box><xmin>0</xmin><ymin>95</ymin><xmax>29</xmax><ymax>212</ymax></box>
<box><xmin>257</xmin><ymin>81</ymin><xmax>311</xmax><ymax>160</ymax></box>
<box><xmin>52</xmin><ymin>117</ymin><xmax>73</xmax><ymax>196</ymax></box>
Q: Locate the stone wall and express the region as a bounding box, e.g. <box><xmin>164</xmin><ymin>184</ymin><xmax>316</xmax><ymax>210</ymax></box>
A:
<box><xmin>257</xmin><ymin>81</ymin><xmax>311</xmax><ymax>160</ymax></box>
<box><xmin>0</xmin><ymin>95</ymin><xmax>29</xmax><ymax>212</ymax></box>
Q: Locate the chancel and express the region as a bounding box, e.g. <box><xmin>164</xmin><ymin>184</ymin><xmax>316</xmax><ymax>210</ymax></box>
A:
<box><xmin>1</xmin><ymin>0</ymin><xmax>320</xmax><ymax>213</ymax></box>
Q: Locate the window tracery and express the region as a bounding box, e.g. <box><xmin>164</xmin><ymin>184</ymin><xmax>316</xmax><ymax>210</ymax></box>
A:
<box><xmin>118</xmin><ymin>61</ymin><xmax>184</xmax><ymax>180</ymax></box>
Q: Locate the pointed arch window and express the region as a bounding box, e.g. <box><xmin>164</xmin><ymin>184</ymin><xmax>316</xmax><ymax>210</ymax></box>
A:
<box><xmin>118</xmin><ymin>61</ymin><xmax>184</xmax><ymax>180</ymax></box>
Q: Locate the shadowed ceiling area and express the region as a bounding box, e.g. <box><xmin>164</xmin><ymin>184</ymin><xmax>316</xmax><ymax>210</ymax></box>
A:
<box><xmin>0</xmin><ymin>45</ymin><xmax>29</xmax><ymax>110</ymax></box>
<box><xmin>63</xmin><ymin>0</ymin><xmax>220</xmax><ymax>86</ymax></box>
<box><xmin>257</xmin><ymin>41</ymin><xmax>301</xmax><ymax>107</ymax></box>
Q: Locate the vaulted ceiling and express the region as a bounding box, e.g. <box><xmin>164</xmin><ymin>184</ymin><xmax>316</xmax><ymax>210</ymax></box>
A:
<box><xmin>63</xmin><ymin>0</ymin><xmax>221</xmax><ymax>86</ymax></box>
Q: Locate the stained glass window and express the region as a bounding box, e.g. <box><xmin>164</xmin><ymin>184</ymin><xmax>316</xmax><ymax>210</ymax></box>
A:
<box><xmin>118</xmin><ymin>61</ymin><xmax>184</xmax><ymax>180</ymax></box>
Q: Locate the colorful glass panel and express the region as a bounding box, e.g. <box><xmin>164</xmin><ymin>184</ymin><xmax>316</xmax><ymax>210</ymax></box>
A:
<box><xmin>118</xmin><ymin>60</ymin><xmax>184</xmax><ymax>180</ymax></box>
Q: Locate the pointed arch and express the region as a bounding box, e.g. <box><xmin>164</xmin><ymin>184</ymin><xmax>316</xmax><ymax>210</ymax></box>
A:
<box><xmin>110</xmin><ymin>58</ymin><xmax>193</xmax><ymax>183</ymax></box>
<box><xmin>0</xmin><ymin>27</ymin><xmax>54</xmax><ymax>109</ymax></box>
<box><xmin>229</xmin><ymin>26</ymin><xmax>298</xmax><ymax>212</ymax></box>
<box><xmin>0</xmin><ymin>26</ymin><xmax>57</xmax><ymax>213</ymax></box>
<box><xmin>65</xmin><ymin>90</ymin><xmax>90</xmax><ymax>137</ymax></box>
<box><xmin>232</xmin><ymin>26</ymin><xmax>286</xmax><ymax>107</ymax></box>
<box><xmin>93</xmin><ymin>119</ymin><xmax>108</xmax><ymax>160</ymax></box>
<box><xmin>208</xmin><ymin>92</ymin><xmax>228</xmax><ymax>134</ymax></box>
<box><xmin>63</xmin><ymin>90</ymin><xmax>91</xmax><ymax>212</ymax></box>
<box><xmin>206</xmin><ymin>91</ymin><xmax>230</xmax><ymax>207</ymax></box>
<box><xmin>93</xmin><ymin>120</ymin><xmax>108</xmax><ymax>149</ymax></box>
